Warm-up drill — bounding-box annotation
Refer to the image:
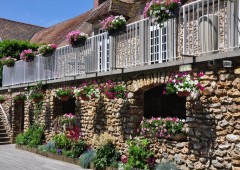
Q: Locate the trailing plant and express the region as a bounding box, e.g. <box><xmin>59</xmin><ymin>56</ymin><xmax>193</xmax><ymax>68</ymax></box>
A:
<box><xmin>100</xmin><ymin>80</ymin><xmax>127</xmax><ymax>99</ymax></box>
<box><xmin>66</xmin><ymin>30</ymin><xmax>88</xmax><ymax>46</ymax></box>
<box><xmin>144</xmin><ymin>0</ymin><xmax>183</xmax><ymax>26</ymax></box>
<box><xmin>0</xmin><ymin>95</ymin><xmax>5</xmax><ymax>103</ymax></box>
<box><xmin>164</xmin><ymin>72</ymin><xmax>204</xmax><ymax>95</ymax></box>
<box><xmin>15</xmin><ymin>123</ymin><xmax>45</xmax><ymax>148</ymax></box>
<box><xmin>139</xmin><ymin>117</ymin><xmax>185</xmax><ymax>138</ymax></box>
<box><xmin>80</xmin><ymin>150</ymin><xmax>96</xmax><ymax>168</ymax></box>
<box><xmin>29</xmin><ymin>91</ymin><xmax>44</xmax><ymax>101</ymax></box>
<box><xmin>13</xmin><ymin>92</ymin><xmax>26</xmax><ymax>101</ymax></box>
<box><xmin>155</xmin><ymin>161</ymin><xmax>179</xmax><ymax>170</ymax></box>
<box><xmin>60</xmin><ymin>113</ymin><xmax>77</xmax><ymax>125</ymax></box>
<box><xmin>75</xmin><ymin>81</ymin><xmax>100</xmax><ymax>100</ymax></box>
<box><xmin>55</xmin><ymin>87</ymin><xmax>74</xmax><ymax>98</ymax></box>
<box><xmin>125</xmin><ymin>137</ymin><xmax>155</xmax><ymax>170</ymax></box>
<box><xmin>20</xmin><ymin>49</ymin><xmax>36</xmax><ymax>62</ymax></box>
<box><xmin>100</xmin><ymin>15</ymin><xmax>126</xmax><ymax>33</ymax></box>
<box><xmin>38</xmin><ymin>44</ymin><xmax>57</xmax><ymax>56</ymax></box>
<box><xmin>93</xmin><ymin>142</ymin><xmax>120</xmax><ymax>169</ymax></box>
<box><xmin>1</xmin><ymin>56</ymin><xmax>17</xmax><ymax>67</ymax></box>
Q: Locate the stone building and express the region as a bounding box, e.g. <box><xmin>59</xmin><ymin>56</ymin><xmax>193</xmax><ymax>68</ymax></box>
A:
<box><xmin>0</xmin><ymin>0</ymin><xmax>240</xmax><ymax>169</ymax></box>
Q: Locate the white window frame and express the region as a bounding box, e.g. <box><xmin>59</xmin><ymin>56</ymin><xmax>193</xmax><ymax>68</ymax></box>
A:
<box><xmin>150</xmin><ymin>22</ymin><xmax>168</xmax><ymax>64</ymax></box>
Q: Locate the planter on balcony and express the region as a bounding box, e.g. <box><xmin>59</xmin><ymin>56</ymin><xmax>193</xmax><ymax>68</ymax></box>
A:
<box><xmin>108</xmin><ymin>25</ymin><xmax>127</xmax><ymax>36</ymax></box>
<box><xmin>71</xmin><ymin>38</ymin><xmax>86</xmax><ymax>48</ymax></box>
<box><xmin>177</xmin><ymin>91</ymin><xmax>190</xmax><ymax>97</ymax></box>
<box><xmin>6</xmin><ymin>63</ymin><xmax>15</xmax><ymax>67</ymax></box>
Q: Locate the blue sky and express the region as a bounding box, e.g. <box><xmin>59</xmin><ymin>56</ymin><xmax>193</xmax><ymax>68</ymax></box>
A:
<box><xmin>0</xmin><ymin>0</ymin><xmax>94</xmax><ymax>27</ymax></box>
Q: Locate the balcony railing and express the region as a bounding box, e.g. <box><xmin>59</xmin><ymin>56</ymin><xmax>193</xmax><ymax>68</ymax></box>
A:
<box><xmin>2</xmin><ymin>0</ymin><xmax>239</xmax><ymax>87</ymax></box>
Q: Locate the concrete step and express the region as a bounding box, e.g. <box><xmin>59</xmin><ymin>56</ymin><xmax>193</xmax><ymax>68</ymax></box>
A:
<box><xmin>0</xmin><ymin>141</ymin><xmax>11</xmax><ymax>145</ymax></box>
<box><xmin>0</xmin><ymin>137</ymin><xmax>10</xmax><ymax>142</ymax></box>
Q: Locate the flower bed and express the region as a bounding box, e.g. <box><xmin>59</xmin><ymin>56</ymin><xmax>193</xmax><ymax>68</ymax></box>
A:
<box><xmin>38</xmin><ymin>44</ymin><xmax>57</xmax><ymax>56</ymax></box>
<box><xmin>100</xmin><ymin>15</ymin><xmax>127</xmax><ymax>36</ymax></box>
<box><xmin>1</xmin><ymin>56</ymin><xmax>17</xmax><ymax>67</ymax></box>
<box><xmin>164</xmin><ymin>72</ymin><xmax>204</xmax><ymax>97</ymax></box>
<box><xmin>66</xmin><ymin>31</ymin><xmax>88</xmax><ymax>47</ymax></box>
<box><xmin>139</xmin><ymin>117</ymin><xmax>186</xmax><ymax>141</ymax></box>
<box><xmin>144</xmin><ymin>0</ymin><xmax>183</xmax><ymax>26</ymax></box>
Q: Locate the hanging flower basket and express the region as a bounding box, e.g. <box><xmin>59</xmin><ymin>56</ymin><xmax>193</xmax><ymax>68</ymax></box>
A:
<box><xmin>1</xmin><ymin>56</ymin><xmax>17</xmax><ymax>67</ymax></box>
<box><xmin>177</xmin><ymin>91</ymin><xmax>190</xmax><ymax>97</ymax></box>
<box><xmin>66</xmin><ymin>31</ymin><xmax>88</xmax><ymax>48</ymax></box>
<box><xmin>81</xmin><ymin>94</ymin><xmax>89</xmax><ymax>101</ymax></box>
<box><xmin>38</xmin><ymin>44</ymin><xmax>57</xmax><ymax>57</ymax></box>
<box><xmin>20</xmin><ymin>49</ymin><xmax>35</xmax><ymax>62</ymax></box>
<box><xmin>33</xmin><ymin>97</ymin><xmax>43</xmax><ymax>103</ymax></box>
<box><xmin>169</xmin><ymin>133</ymin><xmax>187</xmax><ymax>141</ymax></box>
<box><xmin>100</xmin><ymin>15</ymin><xmax>127</xmax><ymax>36</ymax></box>
<box><xmin>60</xmin><ymin>96</ymin><xmax>70</xmax><ymax>102</ymax></box>
<box><xmin>13</xmin><ymin>93</ymin><xmax>26</xmax><ymax>103</ymax></box>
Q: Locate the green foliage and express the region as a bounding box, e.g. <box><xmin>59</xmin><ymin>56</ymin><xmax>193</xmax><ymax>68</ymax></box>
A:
<box><xmin>52</xmin><ymin>134</ymin><xmax>72</xmax><ymax>150</ymax></box>
<box><xmin>55</xmin><ymin>87</ymin><xmax>74</xmax><ymax>98</ymax></box>
<box><xmin>0</xmin><ymin>40</ymin><xmax>39</xmax><ymax>60</ymax></box>
<box><xmin>126</xmin><ymin>137</ymin><xmax>154</xmax><ymax>170</ymax></box>
<box><xmin>80</xmin><ymin>150</ymin><xmax>96</xmax><ymax>168</ymax></box>
<box><xmin>29</xmin><ymin>91</ymin><xmax>44</xmax><ymax>100</ymax></box>
<box><xmin>93</xmin><ymin>142</ymin><xmax>120</xmax><ymax>169</ymax></box>
<box><xmin>13</xmin><ymin>93</ymin><xmax>26</xmax><ymax>101</ymax></box>
<box><xmin>0</xmin><ymin>95</ymin><xmax>5</xmax><ymax>102</ymax></box>
<box><xmin>15</xmin><ymin>124</ymin><xmax>45</xmax><ymax>148</ymax></box>
<box><xmin>71</xmin><ymin>139</ymin><xmax>88</xmax><ymax>158</ymax></box>
<box><xmin>155</xmin><ymin>161</ymin><xmax>179</xmax><ymax>170</ymax></box>
<box><xmin>62</xmin><ymin>149</ymin><xmax>75</xmax><ymax>158</ymax></box>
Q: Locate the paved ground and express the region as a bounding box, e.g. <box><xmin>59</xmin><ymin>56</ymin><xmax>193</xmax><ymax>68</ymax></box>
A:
<box><xmin>0</xmin><ymin>144</ymin><xmax>86</xmax><ymax>170</ymax></box>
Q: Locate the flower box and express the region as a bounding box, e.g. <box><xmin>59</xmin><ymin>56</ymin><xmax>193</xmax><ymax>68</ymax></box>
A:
<box><xmin>60</xmin><ymin>96</ymin><xmax>70</xmax><ymax>101</ymax></box>
<box><xmin>38</xmin><ymin>44</ymin><xmax>57</xmax><ymax>57</ymax></box>
<box><xmin>20</xmin><ymin>49</ymin><xmax>35</xmax><ymax>62</ymax></box>
<box><xmin>66</xmin><ymin>31</ymin><xmax>88</xmax><ymax>47</ymax></box>
<box><xmin>100</xmin><ymin>15</ymin><xmax>127</xmax><ymax>36</ymax></box>
<box><xmin>177</xmin><ymin>91</ymin><xmax>190</xmax><ymax>97</ymax></box>
<box><xmin>1</xmin><ymin>56</ymin><xmax>17</xmax><ymax>67</ymax></box>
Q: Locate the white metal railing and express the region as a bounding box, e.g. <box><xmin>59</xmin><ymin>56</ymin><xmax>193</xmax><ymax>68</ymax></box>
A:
<box><xmin>0</xmin><ymin>104</ymin><xmax>11</xmax><ymax>129</ymax></box>
<box><xmin>182</xmin><ymin>0</ymin><xmax>239</xmax><ymax>55</ymax></box>
<box><xmin>2</xmin><ymin>0</ymin><xmax>239</xmax><ymax>87</ymax></box>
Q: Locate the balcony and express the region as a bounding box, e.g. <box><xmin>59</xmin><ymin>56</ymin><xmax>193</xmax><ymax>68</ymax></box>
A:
<box><xmin>2</xmin><ymin>0</ymin><xmax>239</xmax><ymax>87</ymax></box>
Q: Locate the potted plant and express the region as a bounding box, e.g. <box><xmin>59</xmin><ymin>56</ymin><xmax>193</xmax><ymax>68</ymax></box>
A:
<box><xmin>143</xmin><ymin>0</ymin><xmax>183</xmax><ymax>26</ymax></box>
<box><xmin>38</xmin><ymin>44</ymin><xmax>57</xmax><ymax>57</ymax></box>
<box><xmin>1</xmin><ymin>56</ymin><xmax>17</xmax><ymax>67</ymax></box>
<box><xmin>66</xmin><ymin>31</ymin><xmax>88</xmax><ymax>47</ymax></box>
<box><xmin>0</xmin><ymin>95</ymin><xmax>5</xmax><ymax>104</ymax></box>
<box><xmin>20</xmin><ymin>49</ymin><xmax>35</xmax><ymax>62</ymax></box>
<box><xmin>100</xmin><ymin>15</ymin><xmax>127</xmax><ymax>36</ymax></box>
<box><xmin>29</xmin><ymin>91</ymin><xmax>44</xmax><ymax>103</ymax></box>
<box><xmin>13</xmin><ymin>92</ymin><xmax>26</xmax><ymax>103</ymax></box>
<box><xmin>164</xmin><ymin>72</ymin><xmax>204</xmax><ymax>97</ymax></box>
<box><xmin>75</xmin><ymin>81</ymin><xmax>100</xmax><ymax>101</ymax></box>
<box><xmin>55</xmin><ymin>87</ymin><xmax>74</xmax><ymax>101</ymax></box>
<box><xmin>100</xmin><ymin>80</ymin><xmax>127</xmax><ymax>100</ymax></box>
<box><xmin>60</xmin><ymin>113</ymin><xmax>77</xmax><ymax>131</ymax></box>
<box><xmin>139</xmin><ymin>117</ymin><xmax>186</xmax><ymax>141</ymax></box>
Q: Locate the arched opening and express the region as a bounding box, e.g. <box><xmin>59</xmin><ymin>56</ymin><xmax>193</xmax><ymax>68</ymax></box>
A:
<box><xmin>62</xmin><ymin>98</ymin><xmax>76</xmax><ymax>115</ymax></box>
<box><xmin>144</xmin><ymin>85</ymin><xmax>186</xmax><ymax>119</ymax></box>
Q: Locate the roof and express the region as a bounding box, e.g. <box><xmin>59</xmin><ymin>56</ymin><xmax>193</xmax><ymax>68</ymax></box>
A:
<box><xmin>86</xmin><ymin>0</ymin><xmax>145</xmax><ymax>24</ymax></box>
<box><xmin>30</xmin><ymin>9</ymin><xmax>93</xmax><ymax>46</ymax></box>
<box><xmin>0</xmin><ymin>18</ymin><xmax>44</xmax><ymax>41</ymax></box>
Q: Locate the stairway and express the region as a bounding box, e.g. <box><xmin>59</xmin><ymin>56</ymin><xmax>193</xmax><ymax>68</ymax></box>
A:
<box><xmin>0</xmin><ymin>117</ymin><xmax>11</xmax><ymax>145</ymax></box>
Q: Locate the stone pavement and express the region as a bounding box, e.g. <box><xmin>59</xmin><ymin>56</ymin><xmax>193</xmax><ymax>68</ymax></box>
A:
<box><xmin>0</xmin><ymin>144</ymin><xmax>86</xmax><ymax>170</ymax></box>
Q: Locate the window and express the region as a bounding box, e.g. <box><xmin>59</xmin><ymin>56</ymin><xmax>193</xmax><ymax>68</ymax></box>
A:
<box><xmin>62</xmin><ymin>98</ymin><xmax>76</xmax><ymax>115</ymax></box>
<box><xmin>150</xmin><ymin>23</ymin><xmax>168</xmax><ymax>64</ymax></box>
<box><xmin>144</xmin><ymin>85</ymin><xmax>186</xmax><ymax>119</ymax></box>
